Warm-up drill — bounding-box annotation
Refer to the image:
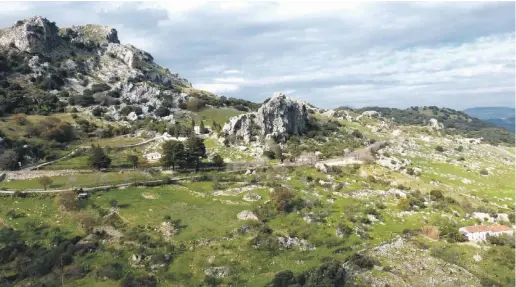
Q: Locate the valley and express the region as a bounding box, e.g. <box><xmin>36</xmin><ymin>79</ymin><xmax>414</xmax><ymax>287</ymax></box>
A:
<box><xmin>0</xmin><ymin>16</ymin><xmax>514</xmax><ymax>287</ymax></box>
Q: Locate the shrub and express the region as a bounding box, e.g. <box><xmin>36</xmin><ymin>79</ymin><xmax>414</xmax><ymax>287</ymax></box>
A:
<box><xmin>263</xmin><ymin>150</ymin><xmax>276</xmax><ymax>160</ymax></box>
<box><xmin>212</xmin><ymin>154</ymin><xmax>224</xmax><ymax>167</ymax></box>
<box><xmin>435</xmin><ymin>146</ymin><xmax>445</xmax><ymax>152</ymax></box>
<box><xmin>270</xmin><ymin>187</ymin><xmax>304</xmax><ymax>213</ymax></box>
<box><xmin>430</xmin><ymin>189</ymin><xmax>444</xmax><ymax>201</ymax></box>
<box><xmin>480</xmin><ymin>169</ymin><xmax>488</xmax><ymax>176</ymax></box>
<box><xmin>95</xmin><ymin>263</ymin><xmax>123</xmax><ymax>280</ymax></box>
<box><xmin>351</xmin><ymin>129</ymin><xmax>363</xmax><ymax>138</ymax></box>
<box><xmin>91</xmin><ymin>107</ymin><xmax>103</xmax><ymax>117</ymax></box>
<box><xmin>447</xmin><ymin>231</ymin><xmax>468</xmax><ymax>243</ymax></box>
<box><xmin>154</xmin><ymin>106</ymin><xmax>170</xmax><ymax>117</ymax></box>
<box><xmin>349</xmin><ymin>253</ymin><xmax>378</xmax><ymax>269</ymax></box>
<box><xmin>90</xmin><ymin>83</ymin><xmax>111</xmax><ymax>93</ymax></box>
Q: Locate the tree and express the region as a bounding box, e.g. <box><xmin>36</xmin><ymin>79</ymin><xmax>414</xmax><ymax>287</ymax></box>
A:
<box><xmin>161</xmin><ymin>141</ymin><xmax>185</xmax><ymax>170</ymax></box>
<box><xmin>88</xmin><ymin>145</ymin><xmax>111</xmax><ymax>169</ymax></box>
<box><xmin>39</xmin><ymin>176</ymin><xmax>53</xmax><ymax>190</ymax></box>
<box><xmin>191</xmin><ymin>118</ymin><xmax>196</xmax><ymax>129</ymax></box>
<box><xmin>127</xmin><ymin>155</ymin><xmax>139</xmax><ymax>169</ymax></box>
<box><xmin>0</xmin><ymin>150</ymin><xmax>19</xmax><ymax>170</ymax></box>
<box><xmin>270</xmin><ymin>187</ymin><xmax>303</xmax><ymax>213</ymax></box>
<box><xmin>199</xmin><ymin>120</ymin><xmax>206</xmax><ymax>134</ymax></box>
<box><xmin>212</xmin><ymin>154</ymin><xmax>224</xmax><ymax>167</ymax></box>
<box><xmin>272</xmin><ymin>143</ymin><xmax>284</xmax><ymax>163</ymax></box>
<box><xmin>185</xmin><ymin>137</ymin><xmax>206</xmax><ymax>171</ymax></box>
<box><xmin>174</xmin><ymin>122</ymin><xmax>180</xmax><ymax>138</ymax></box>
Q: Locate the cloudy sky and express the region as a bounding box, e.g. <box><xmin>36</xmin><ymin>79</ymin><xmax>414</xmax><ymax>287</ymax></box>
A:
<box><xmin>1</xmin><ymin>1</ymin><xmax>514</xmax><ymax>109</ymax></box>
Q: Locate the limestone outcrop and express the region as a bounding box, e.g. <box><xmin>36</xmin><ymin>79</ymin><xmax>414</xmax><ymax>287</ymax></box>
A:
<box><xmin>221</xmin><ymin>92</ymin><xmax>310</xmax><ymax>143</ymax></box>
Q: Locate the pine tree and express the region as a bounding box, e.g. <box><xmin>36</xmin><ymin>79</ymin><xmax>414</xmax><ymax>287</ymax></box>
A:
<box><xmin>199</xmin><ymin>120</ymin><xmax>205</xmax><ymax>134</ymax></box>
<box><xmin>161</xmin><ymin>141</ymin><xmax>185</xmax><ymax>170</ymax></box>
<box><xmin>185</xmin><ymin>137</ymin><xmax>206</xmax><ymax>171</ymax></box>
<box><xmin>174</xmin><ymin>122</ymin><xmax>180</xmax><ymax>138</ymax></box>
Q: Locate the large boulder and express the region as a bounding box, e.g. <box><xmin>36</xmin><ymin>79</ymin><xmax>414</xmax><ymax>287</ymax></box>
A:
<box><xmin>222</xmin><ymin>92</ymin><xmax>310</xmax><ymax>143</ymax></box>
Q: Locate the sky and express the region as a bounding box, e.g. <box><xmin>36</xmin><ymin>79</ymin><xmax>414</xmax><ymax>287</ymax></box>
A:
<box><xmin>0</xmin><ymin>1</ymin><xmax>514</xmax><ymax>109</ymax></box>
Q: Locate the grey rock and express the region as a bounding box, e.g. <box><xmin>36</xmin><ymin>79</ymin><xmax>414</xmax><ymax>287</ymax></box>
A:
<box><xmin>222</xmin><ymin>92</ymin><xmax>309</xmax><ymax>143</ymax></box>
<box><xmin>204</xmin><ymin>267</ymin><xmax>230</xmax><ymax>278</ymax></box>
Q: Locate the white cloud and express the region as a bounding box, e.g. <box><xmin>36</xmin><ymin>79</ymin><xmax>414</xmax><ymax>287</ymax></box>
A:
<box><xmin>223</xmin><ymin>69</ymin><xmax>241</xmax><ymax>74</ymax></box>
<box><xmin>194</xmin><ymin>83</ymin><xmax>240</xmax><ymax>94</ymax></box>
<box><xmin>0</xmin><ymin>1</ymin><xmax>512</xmax><ymax>109</ymax></box>
<box><xmin>214</xmin><ymin>77</ymin><xmax>245</xmax><ymax>83</ymax></box>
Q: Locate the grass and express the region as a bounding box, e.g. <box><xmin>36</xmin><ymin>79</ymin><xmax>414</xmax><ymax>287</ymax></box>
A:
<box><xmin>0</xmin><ymin>171</ymin><xmax>156</xmax><ymax>190</ymax></box>
<box><xmin>193</xmin><ymin>107</ymin><xmax>244</xmax><ymax>126</ymax></box>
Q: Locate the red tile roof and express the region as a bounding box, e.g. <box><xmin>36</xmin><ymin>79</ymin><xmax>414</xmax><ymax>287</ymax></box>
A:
<box><xmin>462</xmin><ymin>225</ymin><xmax>513</xmax><ymax>233</ymax></box>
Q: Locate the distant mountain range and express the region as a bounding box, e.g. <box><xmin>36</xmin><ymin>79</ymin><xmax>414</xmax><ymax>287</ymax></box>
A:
<box><xmin>463</xmin><ymin>107</ymin><xmax>515</xmax><ymax>132</ymax></box>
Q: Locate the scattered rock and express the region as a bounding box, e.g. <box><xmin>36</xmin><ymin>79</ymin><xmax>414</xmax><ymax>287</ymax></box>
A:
<box><xmin>237</xmin><ymin>210</ymin><xmax>259</xmax><ymax>221</ymax></box>
<box><xmin>204</xmin><ymin>267</ymin><xmax>230</xmax><ymax>278</ymax></box>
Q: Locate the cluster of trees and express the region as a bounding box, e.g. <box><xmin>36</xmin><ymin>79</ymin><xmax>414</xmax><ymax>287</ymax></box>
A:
<box><xmin>87</xmin><ymin>145</ymin><xmax>112</xmax><ymax>169</ymax></box>
<box><xmin>25</xmin><ymin>116</ymin><xmax>76</xmax><ymax>143</ymax></box>
<box><xmin>0</xmin><ymin>80</ymin><xmax>66</xmax><ymax>116</ymax></box>
<box><xmin>160</xmin><ymin>137</ymin><xmax>220</xmax><ymax>171</ymax></box>
<box><xmin>180</xmin><ymin>92</ymin><xmax>261</xmax><ymax>112</ymax></box>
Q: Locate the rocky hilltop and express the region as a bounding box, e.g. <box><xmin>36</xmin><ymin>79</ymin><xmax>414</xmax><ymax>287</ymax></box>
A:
<box><xmin>0</xmin><ymin>16</ymin><xmax>191</xmax><ymax>120</ymax></box>
<box><xmin>221</xmin><ymin>92</ymin><xmax>311</xmax><ymax>143</ymax></box>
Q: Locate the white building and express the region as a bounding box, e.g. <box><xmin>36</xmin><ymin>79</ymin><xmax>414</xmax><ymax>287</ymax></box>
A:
<box><xmin>144</xmin><ymin>152</ymin><xmax>162</xmax><ymax>161</ymax></box>
<box><xmin>459</xmin><ymin>225</ymin><xmax>513</xmax><ymax>241</ymax></box>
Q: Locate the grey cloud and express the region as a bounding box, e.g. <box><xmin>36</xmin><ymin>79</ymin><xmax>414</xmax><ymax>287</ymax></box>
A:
<box><xmin>0</xmin><ymin>1</ymin><xmax>514</xmax><ymax>109</ymax></box>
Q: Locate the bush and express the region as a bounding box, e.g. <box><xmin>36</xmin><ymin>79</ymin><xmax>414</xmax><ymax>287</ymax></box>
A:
<box><xmin>90</xmin><ymin>83</ymin><xmax>111</xmax><ymax>93</ymax></box>
<box><xmin>88</xmin><ymin>145</ymin><xmax>111</xmax><ymax>169</ymax></box>
<box><xmin>95</xmin><ymin>263</ymin><xmax>123</xmax><ymax>280</ymax></box>
<box><xmin>480</xmin><ymin>169</ymin><xmax>488</xmax><ymax>176</ymax></box>
<box><xmin>486</xmin><ymin>234</ymin><xmax>515</xmax><ymax>248</ymax></box>
<box><xmin>349</xmin><ymin>253</ymin><xmax>378</xmax><ymax>269</ymax></box>
<box><xmin>212</xmin><ymin>154</ymin><xmax>224</xmax><ymax>167</ymax></box>
<box><xmin>430</xmin><ymin>189</ymin><xmax>444</xmax><ymax>201</ymax></box>
<box><xmin>270</xmin><ymin>187</ymin><xmax>304</xmax><ymax>213</ymax></box>
<box><xmin>154</xmin><ymin>106</ymin><xmax>170</xmax><ymax>117</ymax></box>
<box><xmin>75</xmin><ymin>94</ymin><xmax>95</xmax><ymax>107</ymax></box>
<box><xmin>91</xmin><ymin>107</ymin><xmax>103</xmax><ymax>117</ymax></box>
<box><xmin>435</xmin><ymin>146</ymin><xmax>445</xmax><ymax>152</ymax></box>
<box><xmin>351</xmin><ymin>129</ymin><xmax>363</xmax><ymax>138</ymax></box>
<box><xmin>263</xmin><ymin>150</ymin><xmax>276</xmax><ymax>160</ymax></box>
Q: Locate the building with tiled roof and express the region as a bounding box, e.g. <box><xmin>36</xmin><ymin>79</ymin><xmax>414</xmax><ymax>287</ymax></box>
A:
<box><xmin>459</xmin><ymin>225</ymin><xmax>513</xmax><ymax>241</ymax></box>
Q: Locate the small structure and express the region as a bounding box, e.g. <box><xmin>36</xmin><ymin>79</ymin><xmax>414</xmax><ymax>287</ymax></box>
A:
<box><xmin>77</xmin><ymin>193</ymin><xmax>89</xmax><ymax>199</ymax></box>
<box><xmin>144</xmin><ymin>152</ymin><xmax>162</xmax><ymax>161</ymax></box>
<box><xmin>459</xmin><ymin>225</ymin><xmax>513</xmax><ymax>241</ymax></box>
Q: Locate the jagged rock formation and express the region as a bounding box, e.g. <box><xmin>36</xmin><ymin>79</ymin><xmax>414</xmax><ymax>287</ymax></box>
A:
<box><xmin>428</xmin><ymin>118</ymin><xmax>444</xmax><ymax>130</ymax></box>
<box><xmin>0</xmin><ymin>16</ymin><xmax>191</xmax><ymax>120</ymax></box>
<box><xmin>221</xmin><ymin>92</ymin><xmax>310</xmax><ymax>143</ymax></box>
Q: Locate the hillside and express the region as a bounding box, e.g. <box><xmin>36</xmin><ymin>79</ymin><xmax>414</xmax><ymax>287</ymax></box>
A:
<box><xmin>0</xmin><ymin>17</ymin><xmax>514</xmax><ymax>287</ymax></box>
<box><xmin>348</xmin><ymin>106</ymin><xmax>514</xmax><ymax>145</ymax></box>
<box><xmin>464</xmin><ymin>107</ymin><xmax>515</xmax><ymax>132</ymax></box>
<box><xmin>463</xmin><ymin>107</ymin><xmax>515</xmax><ymax>120</ymax></box>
